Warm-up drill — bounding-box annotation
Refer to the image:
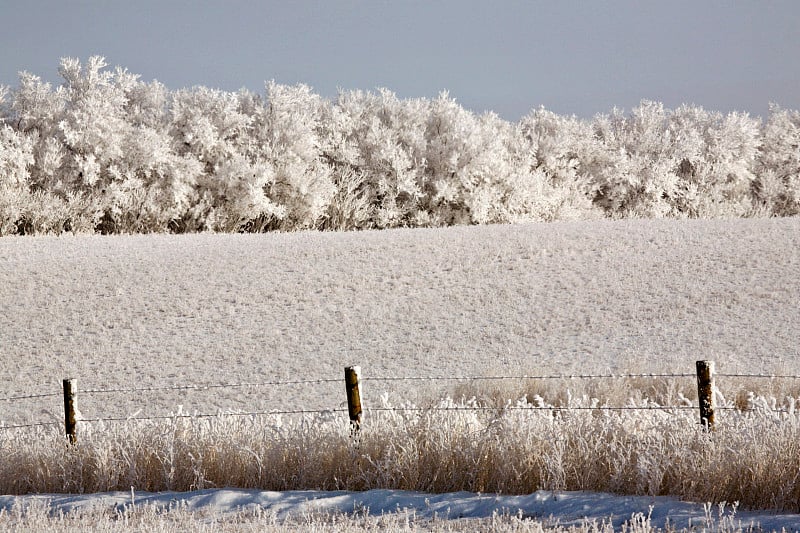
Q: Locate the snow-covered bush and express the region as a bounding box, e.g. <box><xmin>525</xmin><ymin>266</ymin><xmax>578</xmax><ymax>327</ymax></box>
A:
<box><xmin>168</xmin><ymin>86</ymin><xmax>253</xmax><ymax>231</ymax></box>
<box><xmin>0</xmin><ymin>125</ymin><xmax>33</xmax><ymax>189</ymax></box>
<box><xmin>755</xmin><ymin>105</ymin><xmax>800</xmax><ymax>216</ymax></box>
<box><xmin>0</xmin><ymin>122</ymin><xmax>81</xmax><ymax>235</ymax></box>
<box><xmin>679</xmin><ymin>108</ymin><xmax>760</xmax><ymax>217</ymax></box>
<box><xmin>519</xmin><ymin>108</ymin><xmax>601</xmax><ymax>221</ymax></box>
<box><xmin>54</xmin><ymin>56</ymin><xmax>131</xmax><ymax>232</ymax></box>
<box><xmin>580</xmin><ymin>102</ymin><xmax>761</xmax><ymax>219</ymax></box>
<box><xmin>327</xmin><ymin>88</ymin><xmax>428</xmax><ymax>228</ymax></box>
<box><xmin>0</xmin><ymin>124</ymin><xmax>35</xmax><ymax>234</ymax></box>
<box><xmin>260</xmin><ymin>82</ymin><xmax>335</xmax><ymax>230</ymax></box>
<box><xmin>7</xmin><ymin>71</ymin><xmax>67</xmax><ymax>197</ymax></box>
<box><xmin>586</xmin><ymin>102</ymin><xmax>681</xmax><ymax>217</ymax></box>
<box><xmin>1</xmin><ymin>56</ymin><xmax>799</xmax><ymax>235</ymax></box>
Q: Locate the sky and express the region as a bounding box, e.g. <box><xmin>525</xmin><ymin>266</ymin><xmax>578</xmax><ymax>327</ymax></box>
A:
<box><xmin>1</xmin><ymin>1</ymin><xmax>799</xmax><ymax>121</ymax></box>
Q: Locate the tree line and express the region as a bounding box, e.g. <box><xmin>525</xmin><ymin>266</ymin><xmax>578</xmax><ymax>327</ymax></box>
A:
<box><xmin>1</xmin><ymin>56</ymin><xmax>798</xmax><ymax>235</ymax></box>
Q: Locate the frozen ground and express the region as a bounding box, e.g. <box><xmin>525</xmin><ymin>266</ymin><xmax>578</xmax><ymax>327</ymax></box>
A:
<box><xmin>1</xmin><ymin>218</ymin><xmax>799</xmax><ymax>424</ymax></box>
<box><xmin>2</xmin><ymin>487</ymin><xmax>800</xmax><ymax>531</ymax></box>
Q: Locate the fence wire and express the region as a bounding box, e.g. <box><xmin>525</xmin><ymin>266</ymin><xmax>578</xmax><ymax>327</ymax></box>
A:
<box><xmin>0</xmin><ymin>392</ymin><xmax>62</xmax><ymax>402</ymax></box>
<box><xmin>0</xmin><ymin>421</ymin><xmax>59</xmax><ymax>430</ymax></box>
<box><xmin>716</xmin><ymin>373</ymin><xmax>800</xmax><ymax>379</ymax></box>
<box><xmin>368</xmin><ymin>373</ymin><xmax>800</xmax><ymax>382</ymax></box>
<box><xmin>3</xmin><ymin>369</ymin><xmax>800</xmax><ymax>432</ymax></box>
<box><xmin>79</xmin><ymin>408</ymin><xmax>349</xmax><ymax>422</ymax></box>
<box><xmin>364</xmin><ymin>405</ymin><xmax>697</xmax><ymax>412</ymax></box>
<box><xmin>2</xmin><ymin>404</ymin><xmax>795</xmax><ymax>433</ymax></box>
<box><xmin>4</xmin><ymin>372</ymin><xmax>800</xmax><ymax>404</ymax></box>
<box><xmin>373</xmin><ymin>404</ymin><xmax>799</xmax><ymax>413</ymax></box>
<box><xmin>79</xmin><ymin>378</ymin><xmax>341</xmax><ymax>396</ymax></box>
<box><xmin>364</xmin><ymin>373</ymin><xmax>698</xmax><ymax>382</ymax></box>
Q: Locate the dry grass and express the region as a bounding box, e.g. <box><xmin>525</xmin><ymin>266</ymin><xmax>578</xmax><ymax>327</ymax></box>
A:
<box><xmin>450</xmin><ymin>376</ymin><xmax>800</xmax><ymax>411</ymax></box>
<box><xmin>2</xmin><ymin>383</ymin><xmax>799</xmax><ymax>515</ymax></box>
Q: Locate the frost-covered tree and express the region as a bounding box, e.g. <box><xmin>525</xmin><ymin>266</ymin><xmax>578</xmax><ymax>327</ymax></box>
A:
<box><xmin>583</xmin><ymin>101</ymin><xmax>689</xmax><ymax>218</ymax></box>
<box><xmin>0</xmin><ymin>124</ymin><xmax>34</xmax><ymax>234</ymax></box>
<box><xmin>424</xmin><ymin>92</ymin><xmax>539</xmax><ymax>225</ymax></box>
<box><xmin>665</xmin><ymin>105</ymin><xmax>760</xmax><ymax>217</ymax></box>
<box><xmin>7</xmin><ymin>71</ymin><xmax>66</xmax><ymax>194</ymax></box>
<box><xmin>327</xmin><ymin>88</ymin><xmax>428</xmax><ymax>228</ymax></box>
<box><xmin>579</xmin><ymin>102</ymin><xmax>760</xmax><ymax>218</ymax></box>
<box><xmin>170</xmin><ymin>86</ymin><xmax>250</xmax><ymax>166</ymax></box>
<box><xmin>319</xmin><ymin>91</ymin><xmax>375</xmax><ymax>229</ymax></box>
<box><xmin>520</xmin><ymin>108</ymin><xmax>600</xmax><ymax>220</ymax></box>
<box><xmin>168</xmin><ymin>86</ymin><xmax>262</xmax><ymax>231</ymax></box>
<box><xmin>251</xmin><ymin>82</ymin><xmax>335</xmax><ymax>229</ymax></box>
<box><xmin>0</xmin><ymin>125</ymin><xmax>33</xmax><ymax>188</ymax></box>
<box><xmin>0</xmin><ymin>121</ymin><xmax>74</xmax><ymax>235</ymax></box>
<box><xmin>503</xmin><ymin>116</ymin><xmax>594</xmax><ymax>222</ymax></box>
<box><xmin>112</xmin><ymin>78</ymin><xmax>201</xmax><ymax>231</ymax></box>
<box><xmin>698</xmin><ymin>110</ymin><xmax>760</xmax><ymax>216</ymax></box>
<box><xmin>57</xmin><ymin>56</ymin><xmax>129</xmax><ymax>190</ymax></box>
<box><xmin>755</xmin><ymin>105</ymin><xmax>800</xmax><ymax>215</ymax></box>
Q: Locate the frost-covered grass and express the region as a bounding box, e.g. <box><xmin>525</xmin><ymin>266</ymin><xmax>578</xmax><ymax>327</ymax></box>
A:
<box><xmin>451</xmin><ymin>374</ymin><xmax>800</xmax><ymax>413</ymax></box>
<box><xmin>0</xmin><ymin>498</ymin><xmax>771</xmax><ymax>533</ymax></box>
<box><xmin>2</xmin><ymin>389</ymin><xmax>800</xmax><ymax>513</ymax></box>
<box><xmin>1</xmin><ymin>504</ymin><xmax>575</xmax><ymax>533</ymax></box>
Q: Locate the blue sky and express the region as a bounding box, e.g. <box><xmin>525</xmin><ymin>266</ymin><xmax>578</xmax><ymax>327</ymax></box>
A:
<box><xmin>1</xmin><ymin>0</ymin><xmax>798</xmax><ymax>120</ymax></box>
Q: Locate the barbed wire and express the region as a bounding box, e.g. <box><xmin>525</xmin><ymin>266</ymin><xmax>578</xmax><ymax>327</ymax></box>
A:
<box><xmin>5</xmin><ymin>373</ymin><xmax>800</xmax><ymax>404</ymax></box>
<box><xmin>0</xmin><ymin>409</ymin><xmax>347</xmax><ymax>431</ymax></box>
<box><xmin>0</xmin><ymin>392</ymin><xmax>62</xmax><ymax>402</ymax></box>
<box><xmin>4</xmin><ymin>402</ymin><xmax>797</xmax><ymax>433</ymax></box>
<box><xmin>79</xmin><ymin>378</ymin><xmax>341</xmax><ymax>395</ymax></box>
<box><xmin>75</xmin><ymin>374</ymin><xmax>800</xmax><ymax>387</ymax></box>
<box><xmin>0</xmin><ymin>421</ymin><xmax>59</xmax><ymax>430</ymax></box>
<box><xmin>716</xmin><ymin>373</ymin><xmax>800</xmax><ymax>379</ymax></box>
<box><xmin>364</xmin><ymin>373</ymin><xmax>699</xmax><ymax>382</ymax></box>
<box><xmin>78</xmin><ymin>408</ymin><xmax>348</xmax><ymax>423</ymax></box>
<box><xmin>364</xmin><ymin>405</ymin><xmax>698</xmax><ymax>412</ymax></box>
<box><xmin>369</xmin><ymin>373</ymin><xmax>800</xmax><ymax>381</ymax></box>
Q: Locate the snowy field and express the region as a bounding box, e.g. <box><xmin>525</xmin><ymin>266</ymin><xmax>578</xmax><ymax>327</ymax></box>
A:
<box><xmin>2</xmin><ymin>217</ymin><xmax>800</xmax><ymax>530</ymax></box>
<box><xmin>1</xmin><ymin>217</ymin><xmax>798</xmax><ymax>424</ymax></box>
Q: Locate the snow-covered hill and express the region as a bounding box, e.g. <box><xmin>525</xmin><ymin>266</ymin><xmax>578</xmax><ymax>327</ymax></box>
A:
<box><xmin>1</xmin><ymin>218</ymin><xmax>798</xmax><ymax>424</ymax></box>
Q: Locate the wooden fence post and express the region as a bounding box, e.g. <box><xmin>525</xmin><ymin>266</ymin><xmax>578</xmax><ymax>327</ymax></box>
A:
<box><xmin>695</xmin><ymin>361</ymin><xmax>715</xmax><ymax>431</ymax></box>
<box><xmin>63</xmin><ymin>378</ymin><xmax>77</xmax><ymax>444</ymax></box>
<box><xmin>344</xmin><ymin>366</ymin><xmax>362</xmax><ymax>435</ymax></box>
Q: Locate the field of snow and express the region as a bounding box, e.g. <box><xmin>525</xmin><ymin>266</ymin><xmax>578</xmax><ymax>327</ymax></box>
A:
<box><xmin>1</xmin><ymin>218</ymin><xmax>798</xmax><ymax>425</ymax></box>
<box><xmin>2</xmin><ymin>218</ymin><xmax>800</xmax><ymax>530</ymax></box>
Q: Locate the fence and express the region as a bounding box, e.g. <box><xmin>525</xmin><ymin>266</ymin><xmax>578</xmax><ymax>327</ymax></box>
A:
<box><xmin>2</xmin><ymin>360</ymin><xmax>800</xmax><ymax>443</ymax></box>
